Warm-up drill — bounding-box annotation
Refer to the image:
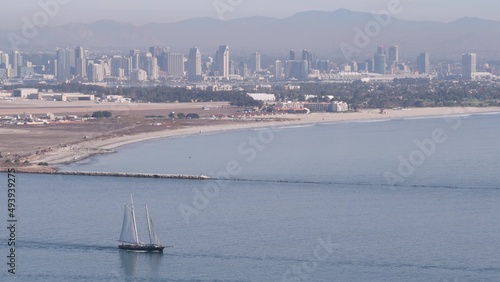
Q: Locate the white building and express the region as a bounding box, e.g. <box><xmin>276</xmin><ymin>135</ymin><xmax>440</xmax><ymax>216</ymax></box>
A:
<box><xmin>131</xmin><ymin>69</ymin><xmax>148</xmax><ymax>82</ymax></box>
<box><xmin>331</xmin><ymin>101</ymin><xmax>349</xmax><ymax>112</ymax></box>
<box><xmin>247</xmin><ymin>93</ymin><xmax>276</xmax><ymax>102</ymax></box>
<box><xmin>167</xmin><ymin>53</ymin><xmax>185</xmax><ymax>77</ymax></box>
<box><xmin>13</xmin><ymin>88</ymin><xmax>39</xmax><ymax>98</ymax></box>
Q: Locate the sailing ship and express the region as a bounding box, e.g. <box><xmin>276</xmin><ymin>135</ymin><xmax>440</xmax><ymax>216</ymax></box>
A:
<box><xmin>118</xmin><ymin>195</ymin><xmax>170</xmax><ymax>252</ymax></box>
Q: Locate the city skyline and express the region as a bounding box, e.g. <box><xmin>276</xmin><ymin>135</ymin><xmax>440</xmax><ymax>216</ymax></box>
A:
<box><xmin>1</xmin><ymin>42</ymin><xmax>492</xmax><ymax>84</ymax></box>
<box><xmin>1</xmin><ymin>0</ymin><xmax>500</xmax><ymax>29</ymax></box>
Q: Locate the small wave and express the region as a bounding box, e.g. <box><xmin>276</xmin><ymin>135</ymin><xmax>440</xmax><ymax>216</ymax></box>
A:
<box><xmin>355</xmin><ymin>119</ymin><xmax>392</xmax><ymax>123</ymax></box>
<box><xmin>322</xmin><ymin>259</ymin><xmax>500</xmax><ymax>273</ymax></box>
<box><xmin>473</xmin><ymin>111</ymin><xmax>500</xmax><ymax>116</ymax></box>
<box><xmin>276</xmin><ymin>124</ymin><xmax>316</xmax><ymax>130</ymax></box>
<box><xmin>212</xmin><ymin>178</ymin><xmax>500</xmax><ymax>191</ymax></box>
<box><xmin>403</xmin><ymin>116</ymin><xmax>447</xmax><ymax>121</ymax></box>
<box><xmin>17</xmin><ymin>240</ymin><xmax>117</xmax><ymax>252</ymax></box>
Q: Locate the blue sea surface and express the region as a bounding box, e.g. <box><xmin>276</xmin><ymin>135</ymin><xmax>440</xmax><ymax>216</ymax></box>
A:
<box><xmin>1</xmin><ymin>113</ymin><xmax>500</xmax><ymax>281</ymax></box>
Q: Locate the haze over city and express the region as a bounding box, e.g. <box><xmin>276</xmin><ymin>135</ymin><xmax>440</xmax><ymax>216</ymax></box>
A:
<box><xmin>1</xmin><ymin>0</ymin><xmax>500</xmax><ymax>29</ymax></box>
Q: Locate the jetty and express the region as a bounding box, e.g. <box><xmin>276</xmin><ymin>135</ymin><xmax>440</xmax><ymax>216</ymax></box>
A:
<box><xmin>6</xmin><ymin>169</ymin><xmax>210</xmax><ymax>180</ymax></box>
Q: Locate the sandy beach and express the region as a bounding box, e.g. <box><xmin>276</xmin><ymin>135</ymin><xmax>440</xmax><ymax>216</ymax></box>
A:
<box><xmin>15</xmin><ymin>106</ymin><xmax>498</xmax><ymax>171</ymax></box>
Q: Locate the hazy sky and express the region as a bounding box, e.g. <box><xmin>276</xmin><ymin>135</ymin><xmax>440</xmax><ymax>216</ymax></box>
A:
<box><xmin>2</xmin><ymin>0</ymin><xmax>498</xmax><ymax>29</ymax></box>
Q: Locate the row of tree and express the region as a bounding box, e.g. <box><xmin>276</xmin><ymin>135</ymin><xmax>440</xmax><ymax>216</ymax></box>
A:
<box><xmin>91</xmin><ymin>111</ymin><xmax>112</xmax><ymax>118</ymax></box>
<box><xmin>32</xmin><ymin>84</ymin><xmax>263</xmax><ymax>108</ymax></box>
<box><xmin>16</xmin><ymin>79</ymin><xmax>500</xmax><ymax>111</ymax></box>
<box><xmin>274</xmin><ymin>79</ymin><xmax>500</xmax><ymax>109</ymax></box>
<box><xmin>168</xmin><ymin>113</ymin><xmax>200</xmax><ymax>119</ymax></box>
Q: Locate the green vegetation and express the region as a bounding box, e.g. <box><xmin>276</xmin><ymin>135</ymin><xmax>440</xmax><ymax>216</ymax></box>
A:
<box><xmin>186</xmin><ymin>113</ymin><xmax>200</xmax><ymax>119</ymax></box>
<box><xmin>145</xmin><ymin>115</ymin><xmax>167</xmax><ymax>119</ymax></box>
<box><xmin>24</xmin><ymin>80</ymin><xmax>500</xmax><ymax>111</ymax></box>
<box><xmin>171</xmin><ymin>113</ymin><xmax>200</xmax><ymax>119</ymax></box>
<box><xmin>92</xmin><ymin>111</ymin><xmax>112</xmax><ymax>118</ymax></box>
<box><xmin>37</xmin><ymin>162</ymin><xmax>49</xmax><ymax>166</ymax></box>
<box><xmin>280</xmin><ymin>79</ymin><xmax>500</xmax><ymax>110</ymax></box>
<box><xmin>35</xmin><ymin>84</ymin><xmax>263</xmax><ymax>108</ymax></box>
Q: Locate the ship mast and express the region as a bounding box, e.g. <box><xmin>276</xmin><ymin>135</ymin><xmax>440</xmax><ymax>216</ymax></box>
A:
<box><xmin>130</xmin><ymin>194</ymin><xmax>140</xmax><ymax>244</ymax></box>
<box><xmin>146</xmin><ymin>205</ymin><xmax>153</xmax><ymax>245</ymax></box>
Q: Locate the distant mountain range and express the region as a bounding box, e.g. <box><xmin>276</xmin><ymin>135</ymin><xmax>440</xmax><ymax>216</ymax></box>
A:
<box><xmin>2</xmin><ymin>9</ymin><xmax>500</xmax><ymax>60</ymax></box>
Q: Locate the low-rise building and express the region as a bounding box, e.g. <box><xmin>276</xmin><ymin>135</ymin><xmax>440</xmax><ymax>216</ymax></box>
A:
<box><xmin>13</xmin><ymin>88</ymin><xmax>39</xmax><ymax>98</ymax></box>
<box><xmin>304</xmin><ymin>101</ymin><xmax>349</xmax><ymax>112</ymax></box>
<box><xmin>247</xmin><ymin>93</ymin><xmax>276</xmax><ymax>102</ymax></box>
<box><xmin>331</xmin><ymin>101</ymin><xmax>349</xmax><ymax>112</ymax></box>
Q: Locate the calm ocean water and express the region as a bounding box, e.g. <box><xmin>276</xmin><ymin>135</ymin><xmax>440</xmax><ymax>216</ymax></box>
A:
<box><xmin>2</xmin><ymin>112</ymin><xmax>500</xmax><ymax>281</ymax></box>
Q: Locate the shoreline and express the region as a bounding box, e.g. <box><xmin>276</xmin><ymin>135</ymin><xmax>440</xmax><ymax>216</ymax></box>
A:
<box><xmin>8</xmin><ymin>106</ymin><xmax>500</xmax><ymax>172</ymax></box>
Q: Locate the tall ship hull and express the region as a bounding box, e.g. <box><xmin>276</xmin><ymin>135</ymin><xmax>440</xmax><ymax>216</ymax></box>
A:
<box><xmin>118</xmin><ymin>244</ymin><xmax>165</xmax><ymax>252</ymax></box>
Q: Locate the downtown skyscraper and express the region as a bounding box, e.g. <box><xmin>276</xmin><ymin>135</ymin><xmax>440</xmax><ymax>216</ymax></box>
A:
<box><xmin>254</xmin><ymin>52</ymin><xmax>261</xmax><ymax>73</ymax></box>
<box><xmin>274</xmin><ymin>60</ymin><xmax>283</xmax><ymax>81</ymax></box>
<box><xmin>187</xmin><ymin>47</ymin><xmax>202</xmax><ymax>81</ymax></box>
<box><xmin>417</xmin><ymin>52</ymin><xmax>430</xmax><ymax>74</ymax></box>
<box><xmin>462</xmin><ymin>53</ymin><xmax>477</xmax><ymax>80</ymax></box>
<box><xmin>388</xmin><ymin>45</ymin><xmax>399</xmax><ymax>66</ymax></box>
<box><xmin>138</xmin><ymin>52</ymin><xmax>159</xmax><ymax>80</ymax></box>
<box><xmin>0</xmin><ymin>51</ymin><xmax>8</xmax><ymax>71</ymax></box>
<box><xmin>130</xmin><ymin>49</ymin><xmax>140</xmax><ymax>70</ymax></box>
<box><xmin>166</xmin><ymin>52</ymin><xmax>185</xmax><ymax>77</ymax></box>
<box><xmin>215</xmin><ymin>45</ymin><xmax>229</xmax><ymax>79</ymax></box>
<box><xmin>56</xmin><ymin>48</ymin><xmax>71</xmax><ymax>81</ymax></box>
<box><xmin>75</xmin><ymin>46</ymin><xmax>86</xmax><ymax>79</ymax></box>
<box><xmin>302</xmin><ymin>49</ymin><xmax>313</xmax><ymax>73</ymax></box>
<box><xmin>10</xmin><ymin>51</ymin><xmax>22</xmax><ymax>78</ymax></box>
<box><xmin>374</xmin><ymin>46</ymin><xmax>386</xmax><ymax>75</ymax></box>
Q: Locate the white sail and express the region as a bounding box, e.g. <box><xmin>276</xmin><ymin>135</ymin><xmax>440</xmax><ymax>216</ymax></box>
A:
<box><xmin>146</xmin><ymin>205</ymin><xmax>162</xmax><ymax>246</ymax></box>
<box><xmin>119</xmin><ymin>204</ymin><xmax>139</xmax><ymax>244</ymax></box>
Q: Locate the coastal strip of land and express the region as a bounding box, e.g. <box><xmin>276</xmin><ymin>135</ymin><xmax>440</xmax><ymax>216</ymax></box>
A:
<box><xmin>2</xmin><ymin>105</ymin><xmax>500</xmax><ymax>173</ymax></box>
<box><xmin>7</xmin><ymin>170</ymin><xmax>210</xmax><ymax>180</ymax></box>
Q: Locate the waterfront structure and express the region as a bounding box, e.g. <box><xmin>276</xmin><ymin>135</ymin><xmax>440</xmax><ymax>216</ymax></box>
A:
<box><xmin>303</xmin><ymin>102</ymin><xmax>349</xmax><ymax>112</ymax></box>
